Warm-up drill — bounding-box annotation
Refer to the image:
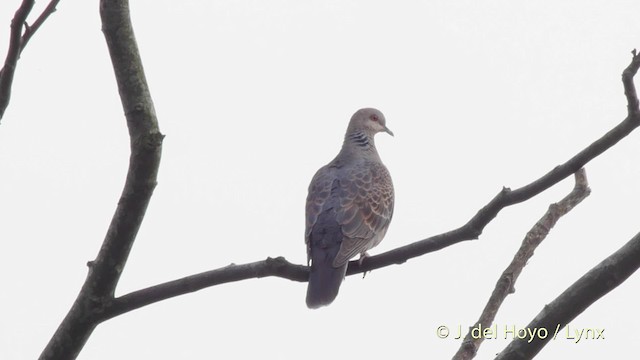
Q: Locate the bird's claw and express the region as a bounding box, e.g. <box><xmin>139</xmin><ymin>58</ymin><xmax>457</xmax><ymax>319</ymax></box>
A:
<box><xmin>358</xmin><ymin>252</ymin><xmax>370</xmax><ymax>266</ymax></box>
<box><xmin>359</xmin><ymin>252</ymin><xmax>371</xmax><ymax>278</ymax></box>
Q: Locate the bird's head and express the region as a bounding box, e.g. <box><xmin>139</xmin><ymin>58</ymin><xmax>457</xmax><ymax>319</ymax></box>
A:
<box><xmin>347</xmin><ymin>108</ymin><xmax>394</xmax><ymax>137</ymax></box>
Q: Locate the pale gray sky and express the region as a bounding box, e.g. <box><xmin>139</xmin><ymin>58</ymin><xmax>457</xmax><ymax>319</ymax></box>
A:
<box><xmin>1</xmin><ymin>1</ymin><xmax>640</xmax><ymax>358</ymax></box>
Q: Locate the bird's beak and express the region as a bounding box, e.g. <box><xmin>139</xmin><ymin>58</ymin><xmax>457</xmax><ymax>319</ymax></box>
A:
<box><xmin>384</xmin><ymin>126</ymin><xmax>394</xmax><ymax>137</ymax></box>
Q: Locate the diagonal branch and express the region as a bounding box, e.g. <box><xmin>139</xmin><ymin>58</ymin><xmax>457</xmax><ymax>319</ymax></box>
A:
<box><xmin>100</xmin><ymin>51</ymin><xmax>640</xmax><ymax>319</ymax></box>
<box><xmin>495</xmin><ymin>230</ymin><xmax>640</xmax><ymax>360</ymax></box>
<box><xmin>452</xmin><ymin>169</ymin><xmax>591</xmax><ymax>360</ymax></box>
<box><xmin>38</xmin><ymin>1</ymin><xmax>162</xmax><ymax>359</ymax></box>
<box><xmin>0</xmin><ymin>0</ymin><xmax>60</xmax><ymax>122</ymax></box>
<box><xmin>346</xmin><ymin>49</ymin><xmax>640</xmax><ymax>275</ymax></box>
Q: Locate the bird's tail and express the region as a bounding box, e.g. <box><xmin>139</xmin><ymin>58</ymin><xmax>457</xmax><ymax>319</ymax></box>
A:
<box><xmin>305</xmin><ymin>206</ymin><xmax>347</xmax><ymax>309</ymax></box>
<box><xmin>306</xmin><ymin>257</ymin><xmax>348</xmax><ymax>309</ymax></box>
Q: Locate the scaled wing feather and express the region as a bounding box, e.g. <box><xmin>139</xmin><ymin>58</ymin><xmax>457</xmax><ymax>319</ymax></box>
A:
<box><xmin>333</xmin><ymin>162</ymin><xmax>394</xmax><ymax>267</ymax></box>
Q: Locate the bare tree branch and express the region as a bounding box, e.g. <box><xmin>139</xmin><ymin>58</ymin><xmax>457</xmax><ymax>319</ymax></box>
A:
<box><xmin>38</xmin><ymin>0</ymin><xmax>162</xmax><ymax>359</ymax></box>
<box><xmin>623</xmin><ymin>49</ymin><xmax>640</xmax><ymax>116</ymax></box>
<box><xmin>104</xmin><ymin>257</ymin><xmax>309</xmax><ymax>320</ymax></box>
<box><xmin>91</xmin><ymin>51</ymin><xmax>640</xmax><ymax>321</ymax></box>
<box><xmin>0</xmin><ymin>0</ymin><xmax>60</xmax><ymax>122</ymax></box>
<box><xmin>494</xmin><ymin>230</ymin><xmax>640</xmax><ymax>360</ymax></box>
<box><xmin>19</xmin><ymin>0</ymin><xmax>60</xmax><ymax>51</ymax></box>
<box><xmin>452</xmin><ymin>169</ymin><xmax>591</xmax><ymax>360</ymax></box>
<box><xmin>0</xmin><ymin>0</ymin><xmax>34</xmax><ymax>121</ymax></box>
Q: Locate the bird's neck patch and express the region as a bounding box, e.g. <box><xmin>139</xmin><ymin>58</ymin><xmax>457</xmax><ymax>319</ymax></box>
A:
<box><xmin>347</xmin><ymin>131</ymin><xmax>371</xmax><ymax>148</ymax></box>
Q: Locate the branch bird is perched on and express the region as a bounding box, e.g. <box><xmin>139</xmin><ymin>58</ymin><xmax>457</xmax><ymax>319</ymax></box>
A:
<box><xmin>305</xmin><ymin>108</ymin><xmax>394</xmax><ymax>309</ymax></box>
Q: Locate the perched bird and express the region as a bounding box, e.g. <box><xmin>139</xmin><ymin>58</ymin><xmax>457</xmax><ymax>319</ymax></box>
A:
<box><xmin>305</xmin><ymin>108</ymin><xmax>394</xmax><ymax>309</ymax></box>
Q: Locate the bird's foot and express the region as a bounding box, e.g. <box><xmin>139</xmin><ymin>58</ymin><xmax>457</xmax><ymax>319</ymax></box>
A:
<box><xmin>359</xmin><ymin>252</ymin><xmax>370</xmax><ymax>278</ymax></box>
<box><xmin>358</xmin><ymin>252</ymin><xmax>370</xmax><ymax>266</ymax></box>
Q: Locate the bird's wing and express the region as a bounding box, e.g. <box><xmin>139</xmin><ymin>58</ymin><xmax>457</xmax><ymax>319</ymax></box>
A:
<box><xmin>305</xmin><ymin>165</ymin><xmax>336</xmax><ymax>264</ymax></box>
<box><xmin>333</xmin><ymin>162</ymin><xmax>394</xmax><ymax>267</ymax></box>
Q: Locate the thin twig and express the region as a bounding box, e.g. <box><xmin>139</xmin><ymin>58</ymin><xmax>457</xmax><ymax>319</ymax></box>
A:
<box><xmin>19</xmin><ymin>0</ymin><xmax>60</xmax><ymax>52</ymax></box>
<box><xmin>452</xmin><ymin>169</ymin><xmax>590</xmax><ymax>360</ymax></box>
<box><xmin>0</xmin><ymin>0</ymin><xmax>34</xmax><ymax>121</ymax></box>
<box><xmin>623</xmin><ymin>48</ymin><xmax>640</xmax><ymax>116</ymax></box>
<box><xmin>0</xmin><ymin>0</ymin><xmax>60</xmax><ymax>122</ymax></box>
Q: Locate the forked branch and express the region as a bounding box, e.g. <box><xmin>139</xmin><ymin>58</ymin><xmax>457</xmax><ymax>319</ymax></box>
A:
<box><xmin>452</xmin><ymin>169</ymin><xmax>591</xmax><ymax>360</ymax></box>
<box><xmin>0</xmin><ymin>0</ymin><xmax>60</xmax><ymax>121</ymax></box>
<box><xmin>38</xmin><ymin>0</ymin><xmax>162</xmax><ymax>359</ymax></box>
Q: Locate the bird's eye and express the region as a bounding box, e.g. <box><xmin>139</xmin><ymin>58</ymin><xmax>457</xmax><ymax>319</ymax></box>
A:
<box><xmin>370</xmin><ymin>114</ymin><xmax>379</xmax><ymax>122</ymax></box>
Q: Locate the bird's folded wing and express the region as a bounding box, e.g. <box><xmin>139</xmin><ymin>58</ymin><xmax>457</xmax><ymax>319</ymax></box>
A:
<box><xmin>333</xmin><ymin>162</ymin><xmax>394</xmax><ymax>267</ymax></box>
<box><xmin>305</xmin><ymin>166</ymin><xmax>336</xmax><ymax>262</ymax></box>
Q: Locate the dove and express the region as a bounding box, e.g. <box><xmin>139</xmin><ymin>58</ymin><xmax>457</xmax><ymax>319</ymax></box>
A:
<box><xmin>305</xmin><ymin>108</ymin><xmax>394</xmax><ymax>309</ymax></box>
